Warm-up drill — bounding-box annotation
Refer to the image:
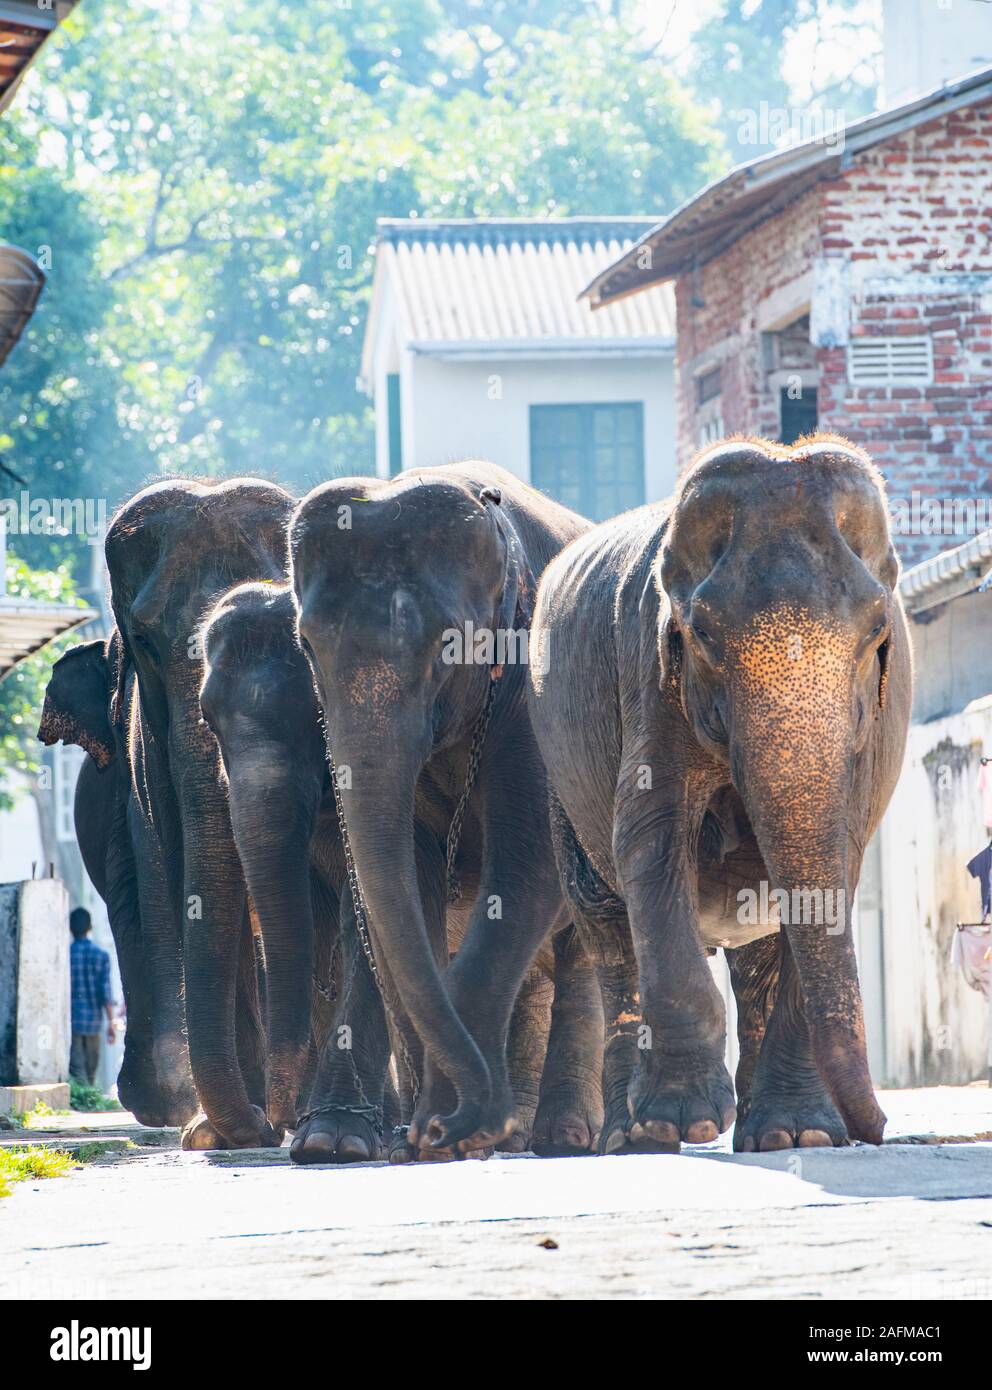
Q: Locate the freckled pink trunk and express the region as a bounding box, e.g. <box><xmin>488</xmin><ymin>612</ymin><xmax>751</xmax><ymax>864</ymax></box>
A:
<box><xmin>732</xmin><ymin>676</ymin><xmax>885</xmax><ymax>1143</ymax></box>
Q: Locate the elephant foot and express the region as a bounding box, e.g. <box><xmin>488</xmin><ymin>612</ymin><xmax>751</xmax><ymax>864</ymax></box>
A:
<box><xmin>600</xmin><ymin>1064</ymin><xmax>736</xmax><ymax>1155</ymax></box>
<box><xmin>532</xmin><ymin>1085</ymin><xmax>601</xmax><ymax>1157</ymax></box>
<box><xmin>386</xmin><ymin>1126</ymin><xmax>491</xmax><ymax>1163</ymax></box>
<box><xmin>180</xmin><ymin>1105</ymin><xmax>282</xmax><ymax>1152</ymax></box>
<box><xmin>734</xmin><ymin>1084</ymin><xmax>848</xmax><ymax>1153</ymax></box>
<box><xmin>496</xmin><ymin>1123</ymin><xmax>531</xmax><ymax>1154</ymax></box>
<box><xmin>407</xmin><ymin>1067</ymin><xmax>513</xmax><ymax>1158</ymax></box>
<box><xmin>290</xmin><ymin>1106</ymin><xmax>383</xmax><ymax>1165</ymax></box>
<box><xmin>406</xmin><ymin>1101</ymin><xmax>504</xmax><ymax>1159</ymax></box>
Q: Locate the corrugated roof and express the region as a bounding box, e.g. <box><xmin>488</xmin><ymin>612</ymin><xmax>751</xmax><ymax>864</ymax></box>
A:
<box><xmin>584</xmin><ymin>65</ymin><xmax>992</xmax><ymax>309</ymax></box>
<box><xmin>0</xmin><ymin>599</ymin><xmax>98</xmax><ymax>679</ymax></box>
<box><xmin>0</xmin><ymin>244</ymin><xmax>45</xmax><ymax>369</ymax></box>
<box><xmin>0</xmin><ymin>1</ymin><xmax>77</xmax><ymax>118</ymax></box>
<box><xmin>900</xmin><ymin>527</ymin><xmax>992</xmax><ymax>615</ymax></box>
<box><xmin>361</xmin><ymin>218</ymin><xmax>675</xmax><ymax>389</ymax></box>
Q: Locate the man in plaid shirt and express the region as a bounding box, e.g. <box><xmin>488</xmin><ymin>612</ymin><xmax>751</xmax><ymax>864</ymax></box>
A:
<box><xmin>69</xmin><ymin>907</ymin><xmax>116</xmax><ymax>1086</ymax></box>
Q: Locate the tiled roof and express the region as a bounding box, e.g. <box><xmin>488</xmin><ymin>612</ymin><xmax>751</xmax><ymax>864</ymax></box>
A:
<box><xmin>0</xmin><ymin>1</ymin><xmax>77</xmax><ymax>119</ymax></box>
<box><xmin>0</xmin><ymin>243</ymin><xmax>45</xmax><ymax>369</ymax></box>
<box><xmin>584</xmin><ymin>65</ymin><xmax>992</xmax><ymax>307</ymax></box>
<box><xmin>900</xmin><ymin>527</ymin><xmax>992</xmax><ymax>615</ymax></box>
<box><xmin>361</xmin><ymin>217</ymin><xmax>675</xmax><ymax>386</ymax></box>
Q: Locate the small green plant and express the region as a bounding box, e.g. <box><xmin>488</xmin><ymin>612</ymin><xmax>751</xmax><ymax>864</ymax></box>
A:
<box><xmin>69</xmin><ymin>1081</ymin><xmax>123</xmax><ymax>1113</ymax></box>
<box><xmin>0</xmin><ymin>1146</ymin><xmax>78</xmax><ymax>1198</ymax></box>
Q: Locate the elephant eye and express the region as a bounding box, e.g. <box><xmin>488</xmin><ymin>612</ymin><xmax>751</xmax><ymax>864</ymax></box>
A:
<box><xmin>692</xmin><ymin>622</ymin><xmax>712</xmax><ymax>644</ymax></box>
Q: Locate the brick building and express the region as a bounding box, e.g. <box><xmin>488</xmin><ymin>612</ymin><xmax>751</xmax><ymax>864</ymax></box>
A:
<box><xmin>583</xmin><ymin>67</ymin><xmax>992</xmax><ymax>566</ymax></box>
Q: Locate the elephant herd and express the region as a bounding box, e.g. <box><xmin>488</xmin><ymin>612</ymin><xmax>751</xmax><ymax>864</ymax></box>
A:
<box><xmin>39</xmin><ymin>434</ymin><xmax>911</xmax><ymax>1162</ymax></box>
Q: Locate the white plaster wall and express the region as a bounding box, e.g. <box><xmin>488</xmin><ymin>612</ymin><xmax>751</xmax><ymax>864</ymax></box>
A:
<box><xmin>876</xmin><ymin>695</ymin><xmax>992</xmax><ymax>1086</ymax></box>
<box><xmin>15</xmin><ymin>878</ymin><xmax>70</xmax><ymax>1085</ymax></box>
<box><xmin>0</xmin><ymin>776</ymin><xmax>44</xmax><ymax>883</ymax></box>
<box><xmin>394</xmin><ymin>352</ymin><xmax>677</xmax><ymax>505</ymax></box>
<box><xmin>883</xmin><ymin>0</ymin><xmax>992</xmax><ymax>107</ymax></box>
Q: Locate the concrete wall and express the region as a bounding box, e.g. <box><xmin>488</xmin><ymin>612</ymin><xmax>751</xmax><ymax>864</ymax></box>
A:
<box><xmin>908</xmin><ymin>588</ymin><xmax>992</xmax><ymax>723</ymax></box>
<box><xmin>875</xmin><ymin>696</ymin><xmax>992</xmax><ymax>1086</ymax></box>
<box><xmin>0</xmin><ymin>878</ymin><xmax>70</xmax><ymax>1086</ymax></box>
<box><xmin>883</xmin><ymin>0</ymin><xmax>992</xmax><ymax>107</ymax></box>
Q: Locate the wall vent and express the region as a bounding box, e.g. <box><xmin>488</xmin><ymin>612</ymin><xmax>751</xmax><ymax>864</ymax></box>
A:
<box><xmin>848</xmin><ymin>335</ymin><xmax>933</xmax><ymax>385</ymax></box>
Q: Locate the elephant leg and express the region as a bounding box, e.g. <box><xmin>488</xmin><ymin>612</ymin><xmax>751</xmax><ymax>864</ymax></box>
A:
<box><xmin>291</xmin><ymin>887</ymin><xmax>392</xmax><ymax>1165</ymax></box>
<box><xmin>409</xmin><ymin>739</ymin><xmax>566</xmax><ymax>1158</ymax></box>
<box><xmin>128</xmin><ymin>807</ymin><xmax>197</xmax><ymax>1127</ymax></box>
<box><xmin>725</xmin><ymin>933</ymin><xmax>781</xmax><ymax>1124</ymax></box>
<box><xmin>499</xmin><ymin>965</ymin><xmax>553</xmax><ymax>1152</ymax></box>
<box><xmin>732</xmin><ymin>934</ymin><xmax>848</xmax><ymax>1152</ymax></box>
<box><xmin>533</xmin><ymin>923</ymin><xmax>604</xmax><ymax>1157</ymax></box>
<box><xmin>612</xmin><ymin>783</ymin><xmax>736</xmax><ymax>1151</ymax></box>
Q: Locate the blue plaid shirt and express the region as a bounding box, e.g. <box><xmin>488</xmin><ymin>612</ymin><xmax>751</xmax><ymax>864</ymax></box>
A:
<box><xmin>70</xmin><ymin>938</ymin><xmax>113</xmax><ymax>1036</ymax></box>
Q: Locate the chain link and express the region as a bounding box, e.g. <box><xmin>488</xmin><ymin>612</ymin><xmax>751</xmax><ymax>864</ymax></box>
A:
<box><xmin>446</xmin><ymin>674</ymin><xmax>498</xmax><ymax>904</ymax></box>
<box><xmin>329</xmin><ymin>747</ymin><xmax>423</xmax><ymax>1107</ymax></box>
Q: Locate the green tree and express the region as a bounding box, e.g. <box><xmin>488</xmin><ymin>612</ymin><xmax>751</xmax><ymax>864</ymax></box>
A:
<box><xmin>2</xmin><ymin>0</ymin><xmax>725</xmax><ymax>507</ymax></box>
<box><xmin>691</xmin><ymin>0</ymin><xmax>880</xmax><ymax>165</ymax></box>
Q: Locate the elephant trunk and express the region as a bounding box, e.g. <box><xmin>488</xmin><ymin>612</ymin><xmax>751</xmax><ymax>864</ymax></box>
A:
<box><xmin>170</xmin><ymin>691</ymin><xmax>271</xmax><ymax>1146</ymax></box>
<box><xmin>325</xmin><ymin>713</ymin><xmax>491</xmax><ymax>1128</ymax></box>
<box><xmin>227</xmin><ymin>758</ymin><xmax>316</xmax><ymax>1132</ymax></box>
<box><xmin>729</xmin><ymin>617</ymin><xmax>885</xmax><ymax>1144</ymax></box>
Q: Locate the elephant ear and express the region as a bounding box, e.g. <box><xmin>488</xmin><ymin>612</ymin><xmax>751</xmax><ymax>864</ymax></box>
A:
<box><xmin>37</xmin><ymin>639</ymin><xmax>116</xmax><ymax>770</ymax></box>
<box><xmin>481</xmin><ymin>486</ymin><xmax>533</xmax><ymax>633</ymax></box>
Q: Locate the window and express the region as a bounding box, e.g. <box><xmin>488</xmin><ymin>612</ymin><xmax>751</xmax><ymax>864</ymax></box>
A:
<box><xmin>386</xmin><ymin>373</ymin><xmax>403</xmax><ymax>476</ymax></box>
<box><xmin>530</xmin><ymin>403</ymin><xmax>645</xmax><ymax>522</ymax></box>
<box><xmin>847</xmin><ymin>336</ymin><xmax>933</xmax><ymax>386</ymax></box>
<box><xmin>697</xmin><ymin>368</ymin><xmax>722</xmax><ymax>405</ymax></box>
<box><xmin>780</xmin><ymin>386</ymin><xmax>818</xmax><ymax>444</ymax></box>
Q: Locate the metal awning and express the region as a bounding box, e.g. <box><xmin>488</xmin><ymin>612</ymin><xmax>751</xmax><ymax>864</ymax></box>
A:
<box><xmin>0</xmin><ymin>597</ymin><xmax>98</xmax><ymax>680</ymax></box>
<box><xmin>0</xmin><ymin>243</ymin><xmax>45</xmax><ymax>369</ymax></box>
<box><xmin>0</xmin><ymin>1</ymin><xmax>77</xmax><ymax>118</ymax></box>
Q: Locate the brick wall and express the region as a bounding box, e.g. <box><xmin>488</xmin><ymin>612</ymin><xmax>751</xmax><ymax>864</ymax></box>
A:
<box><xmin>673</xmin><ymin>98</ymin><xmax>992</xmax><ymax>566</ymax></box>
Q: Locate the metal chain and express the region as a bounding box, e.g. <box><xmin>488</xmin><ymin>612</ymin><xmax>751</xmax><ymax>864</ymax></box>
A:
<box><xmin>328</xmin><ymin>749</ymin><xmax>423</xmax><ymax>1107</ymax></box>
<box><xmin>446</xmin><ymin>674</ymin><xmax>498</xmax><ymax>904</ymax></box>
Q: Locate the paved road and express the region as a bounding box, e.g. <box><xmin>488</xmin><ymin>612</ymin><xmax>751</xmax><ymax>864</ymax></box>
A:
<box><xmin>3</xmin><ymin>1086</ymin><xmax>991</xmax><ymax>1300</ymax></box>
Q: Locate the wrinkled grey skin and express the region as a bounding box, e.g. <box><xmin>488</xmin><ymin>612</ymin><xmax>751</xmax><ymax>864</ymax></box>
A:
<box><xmin>201</xmin><ymin>577</ymin><xmax>605</xmax><ymax>1162</ymax></box>
<box><xmin>38</xmin><ymin>636</ymin><xmax>197</xmax><ymax>1126</ymax></box>
<box><xmin>289</xmin><ymin>463</ymin><xmax>605</xmax><ymax>1158</ymax></box>
<box><xmin>528</xmin><ymin>438</ymin><xmax>912</xmax><ymax>1155</ymax></box>
<box><xmin>105</xmin><ymin>478</ymin><xmax>294</xmax><ymax>1150</ymax></box>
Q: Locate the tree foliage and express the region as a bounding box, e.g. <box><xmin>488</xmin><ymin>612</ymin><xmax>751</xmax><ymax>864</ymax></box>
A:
<box><xmin>0</xmin><ymin>0</ymin><xmax>725</xmax><ymax>547</ymax></box>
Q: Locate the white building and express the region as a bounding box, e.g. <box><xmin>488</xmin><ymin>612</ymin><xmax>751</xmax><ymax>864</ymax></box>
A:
<box><xmin>883</xmin><ymin>0</ymin><xmax>992</xmax><ymax>107</ymax></box>
<box><xmin>359</xmin><ymin>218</ymin><xmax>677</xmax><ymax>520</ymax></box>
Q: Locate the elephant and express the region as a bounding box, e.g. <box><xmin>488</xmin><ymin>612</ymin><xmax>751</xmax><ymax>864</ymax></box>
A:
<box><xmin>526</xmin><ymin>436</ymin><xmax>912</xmax><ymax>1155</ymax></box>
<box><xmin>289</xmin><ymin>462</ymin><xmax>606</xmax><ymax>1158</ymax></box>
<box><xmin>105</xmin><ymin>477</ymin><xmax>295</xmax><ymax>1149</ymax></box>
<box><xmin>199</xmin><ymin>574</ymin><xmax>604</xmax><ymax>1162</ymax></box>
<box><xmin>37</xmin><ymin>635</ymin><xmax>197</xmax><ymax>1126</ymax></box>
